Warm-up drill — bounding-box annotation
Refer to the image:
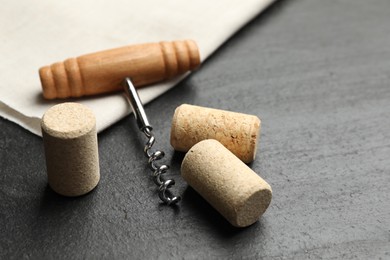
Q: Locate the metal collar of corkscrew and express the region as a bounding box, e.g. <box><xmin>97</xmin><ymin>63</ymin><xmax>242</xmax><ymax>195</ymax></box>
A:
<box><xmin>122</xmin><ymin>77</ymin><xmax>181</xmax><ymax>205</ymax></box>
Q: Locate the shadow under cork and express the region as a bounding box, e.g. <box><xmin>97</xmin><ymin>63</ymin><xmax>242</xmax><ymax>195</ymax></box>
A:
<box><xmin>181</xmin><ymin>186</ymin><xmax>267</xmax><ymax>239</ymax></box>
<box><xmin>36</xmin><ymin>184</ymin><xmax>99</xmax><ymax>227</ymax></box>
<box><xmin>169</xmin><ymin>151</ymin><xmax>186</xmax><ymax>170</ymax></box>
<box><xmin>38</xmin><ymin>184</ymin><xmax>98</xmax><ymax>214</ymax></box>
<box><xmin>24</xmin><ymin>184</ymin><xmax>99</xmax><ymax>251</ymax></box>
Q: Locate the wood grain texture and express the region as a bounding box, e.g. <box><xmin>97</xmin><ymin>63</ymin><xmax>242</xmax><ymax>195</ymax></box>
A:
<box><xmin>1</xmin><ymin>0</ymin><xmax>390</xmax><ymax>258</ymax></box>
<box><xmin>39</xmin><ymin>40</ymin><xmax>200</xmax><ymax>99</ymax></box>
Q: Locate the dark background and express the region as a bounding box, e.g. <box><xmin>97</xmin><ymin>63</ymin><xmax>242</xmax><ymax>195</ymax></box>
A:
<box><xmin>1</xmin><ymin>0</ymin><xmax>389</xmax><ymax>259</ymax></box>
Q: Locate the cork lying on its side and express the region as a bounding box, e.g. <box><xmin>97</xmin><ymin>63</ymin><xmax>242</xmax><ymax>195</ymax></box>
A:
<box><xmin>181</xmin><ymin>139</ymin><xmax>272</xmax><ymax>227</ymax></box>
<box><xmin>170</xmin><ymin>104</ymin><xmax>260</xmax><ymax>163</ymax></box>
<box><xmin>41</xmin><ymin>102</ymin><xmax>100</xmax><ymax>197</ymax></box>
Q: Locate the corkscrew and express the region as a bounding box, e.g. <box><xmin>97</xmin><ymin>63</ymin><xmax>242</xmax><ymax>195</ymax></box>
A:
<box><xmin>122</xmin><ymin>77</ymin><xmax>181</xmax><ymax>205</ymax></box>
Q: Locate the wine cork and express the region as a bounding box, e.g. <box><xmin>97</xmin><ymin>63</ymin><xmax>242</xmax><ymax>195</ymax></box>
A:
<box><xmin>181</xmin><ymin>139</ymin><xmax>272</xmax><ymax>227</ymax></box>
<box><xmin>39</xmin><ymin>40</ymin><xmax>200</xmax><ymax>99</ymax></box>
<box><xmin>170</xmin><ymin>104</ymin><xmax>261</xmax><ymax>163</ymax></box>
<box><xmin>41</xmin><ymin>102</ymin><xmax>100</xmax><ymax>196</ymax></box>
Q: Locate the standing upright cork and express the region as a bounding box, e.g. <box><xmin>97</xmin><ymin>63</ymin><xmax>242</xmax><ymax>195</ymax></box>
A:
<box><xmin>170</xmin><ymin>104</ymin><xmax>261</xmax><ymax>163</ymax></box>
<box><xmin>41</xmin><ymin>102</ymin><xmax>100</xmax><ymax>196</ymax></box>
<box><xmin>182</xmin><ymin>139</ymin><xmax>272</xmax><ymax>227</ymax></box>
<box><xmin>39</xmin><ymin>40</ymin><xmax>200</xmax><ymax>99</ymax></box>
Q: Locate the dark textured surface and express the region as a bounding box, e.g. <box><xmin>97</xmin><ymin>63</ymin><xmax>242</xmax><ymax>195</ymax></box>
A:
<box><xmin>1</xmin><ymin>0</ymin><xmax>390</xmax><ymax>259</ymax></box>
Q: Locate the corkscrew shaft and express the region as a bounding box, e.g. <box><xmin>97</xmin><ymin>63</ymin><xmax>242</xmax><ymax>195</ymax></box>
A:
<box><xmin>123</xmin><ymin>78</ymin><xmax>181</xmax><ymax>205</ymax></box>
<box><xmin>123</xmin><ymin>78</ymin><xmax>152</xmax><ymax>131</ymax></box>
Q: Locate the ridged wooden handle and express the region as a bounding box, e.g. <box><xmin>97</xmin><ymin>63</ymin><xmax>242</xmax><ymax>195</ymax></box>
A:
<box><xmin>39</xmin><ymin>40</ymin><xmax>201</xmax><ymax>99</ymax></box>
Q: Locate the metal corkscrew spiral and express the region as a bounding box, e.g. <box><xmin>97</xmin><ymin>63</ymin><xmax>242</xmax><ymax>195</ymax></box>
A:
<box><xmin>122</xmin><ymin>77</ymin><xmax>181</xmax><ymax>205</ymax></box>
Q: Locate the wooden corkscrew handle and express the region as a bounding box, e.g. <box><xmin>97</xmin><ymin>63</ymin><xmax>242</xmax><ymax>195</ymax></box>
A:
<box><xmin>39</xmin><ymin>40</ymin><xmax>201</xmax><ymax>99</ymax></box>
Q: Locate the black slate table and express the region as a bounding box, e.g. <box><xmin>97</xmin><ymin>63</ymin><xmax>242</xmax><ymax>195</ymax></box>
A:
<box><xmin>1</xmin><ymin>0</ymin><xmax>389</xmax><ymax>259</ymax></box>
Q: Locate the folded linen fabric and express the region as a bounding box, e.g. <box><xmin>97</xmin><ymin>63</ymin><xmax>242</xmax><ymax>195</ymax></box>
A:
<box><xmin>0</xmin><ymin>0</ymin><xmax>275</xmax><ymax>136</ymax></box>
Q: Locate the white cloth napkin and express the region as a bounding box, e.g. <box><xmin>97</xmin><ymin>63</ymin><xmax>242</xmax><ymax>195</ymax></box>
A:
<box><xmin>0</xmin><ymin>0</ymin><xmax>275</xmax><ymax>136</ymax></box>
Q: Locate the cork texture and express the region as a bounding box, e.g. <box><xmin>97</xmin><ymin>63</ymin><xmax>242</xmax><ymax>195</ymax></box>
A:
<box><xmin>181</xmin><ymin>139</ymin><xmax>272</xmax><ymax>227</ymax></box>
<box><xmin>170</xmin><ymin>104</ymin><xmax>260</xmax><ymax>163</ymax></box>
<box><xmin>41</xmin><ymin>102</ymin><xmax>100</xmax><ymax>196</ymax></box>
